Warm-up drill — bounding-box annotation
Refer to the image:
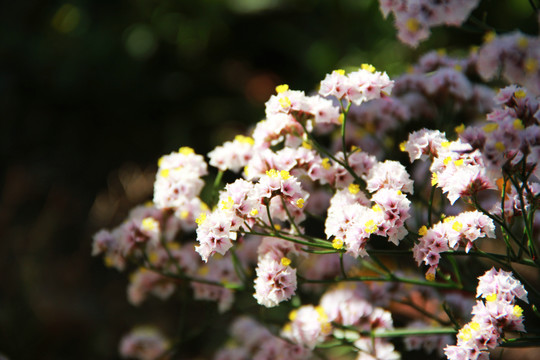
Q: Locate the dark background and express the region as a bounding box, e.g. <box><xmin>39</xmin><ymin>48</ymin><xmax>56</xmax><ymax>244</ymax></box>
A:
<box><xmin>1</xmin><ymin>0</ymin><xmax>538</xmax><ymax>358</ymax></box>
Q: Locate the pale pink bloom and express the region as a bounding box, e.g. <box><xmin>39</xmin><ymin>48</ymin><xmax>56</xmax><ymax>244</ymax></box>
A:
<box><xmin>282</xmin><ymin>305</ymin><xmax>332</xmax><ymax>349</ymax></box>
<box><xmin>320</xmin><ymin>285</ymin><xmax>374</xmax><ymax>326</ymax></box>
<box><xmin>253</xmin><ymin>254</ymin><xmax>297</xmax><ymax>307</ymax></box>
<box><xmin>153</xmin><ymin>148</ymin><xmax>207</xmax><ymax>211</ymax></box>
<box><xmin>253</xmin><ymin>336</ymin><xmax>311</xmax><ymax>360</ymax></box>
<box><xmin>230</xmin><ymin>316</ymin><xmax>273</xmax><ymax>350</ymax></box>
<box><xmin>346</xmin><ymin>68</ymin><xmax>394</xmax><ymax>105</ymax></box>
<box><xmin>354</xmin><ymin>337</ymin><xmax>400</xmax><ymax>360</ymax></box>
<box><xmin>119</xmin><ymin>326</ymin><xmax>169</xmax><ymax>360</ymax></box>
<box><xmin>476</xmin><ymin>32</ymin><xmax>540</xmax><ymax>95</ymax></box>
<box><xmin>444</xmin><ymin>344</ymin><xmax>488</xmax><ymax>360</ymax></box>
<box><xmin>195</xmin><ymin>210</ymin><xmax>236</xmax><ymax>262</ymax></box>
<box><xmin>243</xmin><ymin>147</ymin><xmax>293</xmax><ymax>180</ymax></box>
<box><xmin>426</xmin><ymin>68</ymin><xmax>473</xmax><ymax>101</ymax></box>
<box><xmin>252</xmin><ymin>113</ymin><xmax>304</xmax><ymax>148</ymax></box>
<box><xmin>348</xmin><ymin>97</ymin><xmax>410</xmax><ymax>135</ymax></box>
<box><xmin>402</xmin><ymin>128</ymin><xmax>448</xmax><ymax>162</ymax></box>
<box><xmin>413</xmin><ymin>211</ymin><xmax>494</xmax><ymax>275</ymax></box>
<box><xmin>127</xmin><ymin>268</ymin><xmax>175</xmax><ymax>306</ymax></box>
<box><xmin>395</xmin><ymin>12</ymin><xmax>431</xmax><ymax>47</ymax></box>
<box><xmin>371</xmin><ymin>188</ymin><xmax>411</xmax><ymax>245</ymax></box>
<box><xmin>208</xmin><ymin>135</ymin><xmax>254</xmax><ymax>172</ymax></box>
<box><xmin>476</xmin><ymin>267</ymin><xmax>528</xmax><ymax>303</ymax></box>
<box><xmin>319</xmin><ymin>69</ymin><xmax>349</xmax><ymax>99</ymax></box>
<box><xmin>472</xmin><ymin>301</ymin><xmax>526</xmax><ymax>332</ymax></box>
<box><xmin>257</xmin><ymin>237</ymin><xmax>301</xmax><ymax>262</ymax></box>
<box><xmin>191</xmin><ymin>255</ymin><xmax>239</xmax><ymax>312</ymax></box>
<box><xmin>308</xmin><ymin>95</ymin><xmax>342</xmax><ymax>124</ymax></box>
<box><xmin>365</xmin><ymin>160</ymin><xmax>414</xmax><ymax>194</ymax></box>
<box><xmin>213</xmin><ymin>347</ymin><xmax>249</xmax><ymax>360</ymax></box>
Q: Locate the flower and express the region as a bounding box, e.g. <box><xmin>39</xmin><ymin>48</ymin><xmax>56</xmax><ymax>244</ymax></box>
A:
<box><xmin>253</xmin><ymin>254</ymin><xmax>297</xmax><ymax>307</ymax></box>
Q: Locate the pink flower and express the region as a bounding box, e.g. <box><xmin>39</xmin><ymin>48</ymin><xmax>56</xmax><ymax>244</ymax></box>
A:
<box><xmin>282</xmin><ymin>305</ymin><xmax>332</xmax><ymax>349</ymax></box>
<box><xmin>365</xmin><ymin>160</ymin><xmax>414</xmax><ymax>194</ymax></box>
<box><xmin>119</xmin><ymin>327</ymin><xmax>169</xmax><ymax>360</ymax></box>
<box><xmin>253</xmin><ymin>254</ymin><xmax>297</xmax><ymax>307</ymax></box>
<box><xmin>402</xmin><ymin>128</ymin><xmax>448</xmax><ymax>162</ymax></box>
<box><xmin>127</xmin><ymin>268</ymin><xmax>175</xmax><ymax>306</ymax></box>
<box><xmin>208</xmin><ymin>135</ymin><xmax>255</xmax><ymax>172</ymax></box>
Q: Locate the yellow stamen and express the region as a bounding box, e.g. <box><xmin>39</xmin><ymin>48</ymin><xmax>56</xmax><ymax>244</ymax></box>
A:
<box><xmin>296</xmin><ymin>198</ymin><xmax>305</xmax><ymax>208</ymax></box>
<box><xmin>179</xmin><ymin>146</ymin><xmax>194</xmax><ymax>155</ymax></box>
<box><xmin>250</xmin><ymin>208</ymin><xmax>259</xmax><ymax>216</ymax></box>
<box><xmin>513</xmin><ymin>305</ymin><xmax>523</xmax><ymax>317</ymax></box>
<box><xmin>322</xmin><ymin>158</ymin><xmax>331</xmax><ymax>170</ymax></box>
<box><xmin>289</xmin><ymin>309</ymin><xmax>298</xmax><ymax>321</ymax></box>
<box><xmin>235</xmin><ymin>135</ymin><xmax>255</xmax><ymax>145</ymax></box>
<box><xmin>160</xmin><ymin>168</ymin><xmax>170</xmax><ymax>178</ymax></box>
<box><xmin>513</xmin><ymin>118</ymin><xmax>525</xmax><ymax>130</ymax></box>
<box><xmin>486</xmin><ymin>293</ymin><xmax>497</xmax><ymax>302</ymax></box>
<box><xmin>275</xmin><ymin>84</ymin><xmax>289</xmax><ymax>93</ymax></box>
<box><xmin>517</xmin><ymin>36</ymin><xmax>529</xmax><ymax>48</ymax></box>
<box><xmin>141</xmin><ymin>217</ymin><xmax>159</xmax><ymax>231</ymax></box>
<box><xmin>399</xmin><ymin>141</ymin><xmax>407</xmax><ymax>152</ymax></box>
<box><xmin>335</xmin><ymin>69</ymin><xmax>346</xmax><ymax>76</ymax></box>
<box><xmin>279</xmin><ymin>96</ymin><xmax>291</xmax><ymax>108</ymax></box>
<box><xmin>361</xmin><ymin>63</ymin><xmax>376</xmax><ymax>73</ymax></box>
<box><xmin>483</xmin><ymin>123</ymin><xmax>499</xmax><ymax>133</ymax></box>
<box><xmin>443</xmin><ymin>156</ymin><xmax>452</xmax><ymax>165</ymax></box>
<box><xmin>525</xmin><ymin>58</ymin><xmax>538</xmax><ymax>73</ymax></box>
<box><xmin>332</xmin><ymin>238</ymin><xmax>344</xmax><ymax>249</ymax></box>
<box><xmin>495</xmin><ymin>142</ymin><xmax>505</xmax><ymax>152</ymax></box>
<box><xmin>348</xmin><ymin>183</ymin><xmax>360</xmax><ymax>195</ymax></box>
<box><xmin>302</xmin><ymin>141</ymin><xmax>312</xmax><ymax>150</ymax></box>
<box><xmin>483</xmin><ymin>31</ymin><xmax>496</xmax><ymax>43</ymax></box>
<box><xmin>406</xmin><ymin>18</ymin><xmax>420</xmax><ymax>33</ymax></box>
<box><xmin>418</xmin><ymin>225</ymin><xmax>428</xmax><ymax>236</ymax></box>
<box><xmin>452</xmin><ymin>221</ymin><xmax>463</xmax><ymax>232</ymax></box>
<box><xmin>514</xmin><ymin>89</ymin><xmax>527</xmax><ymax>99</ymax></box>
<box><xmin>431</xmin><ymin>173</ymin><xmax>438</xmax><ymax>186</ymax></box>
<box><xmin>365</xmin><ymin>219</ymin><xmax>378</xmax><ymax>234</ymax></box>
<box><xmin>195</xmin><ymin>213</ymin><xmax>207</xmax><ymax>225</ymax></box>
<box><xmin>281</xmin><ymin>257</ymin><xmax>292</xmax><ymax>267</ymax></box>
<box><xmin>220</xmin><ymin>196</ymin><xmax>234</xmax><ymax>210</ymax></box>
<box><xmin>455</xmin><ymin>124</ymin><xmax>465</xmax><ymax>134</ymax></box>
<box><xmin>157</xmin><ymin>156</ymin><xmax>165</xmax><ymax>167</ymax></box>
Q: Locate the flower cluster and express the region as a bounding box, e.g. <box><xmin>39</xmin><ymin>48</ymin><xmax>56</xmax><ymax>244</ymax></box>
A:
<box><xmin>325</xmin><ymin>160</ymin><xmax>412</xmax><ymax>258</ymax></box>
<box><xmin>413</xmin><ymin>211</ymin><xmax>495</xmax><ymax>279</ymax></box>
<box><xmin>319</xmin><ymin>65</ymin><xmax>394</xmax><ymax>105</ymax></box>
<box><xmin>119</xmin><ymin>326</ymin><xmax>170</xmax><ymax>360</ymax></box>
<box><xmin>93</xmin><ymin>48</ymin><xmax>540</xmax><ymax>359</ymax></box>
<box><xmin>378</xmin><ymin>0</ymin><xmax>481</xmax><ymax>47</ymax></box>
<box><xmin>444</xmin><ymin>268</ymin><xmax>528</xmax><ymax>360</ymax></box>
<box><xmin>153</xmin><ymin>147</ymin><xmax>208</xmax><ymax>229</ymax></box>
<box><xmin>476</xmin><ymin>31</ymin><xmax>540</xmax><ymax>96</ymax></box>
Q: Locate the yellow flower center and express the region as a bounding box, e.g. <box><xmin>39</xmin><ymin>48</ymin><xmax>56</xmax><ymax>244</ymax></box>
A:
<box><xmin>332</xmin><ymin>238</ymin><xmax>344</xmax><ymax>249</ymax></box>
<box><xmin>275</xmin><ymin>84</ymin><xmax>289</xmax><ymax>93</ymax></box>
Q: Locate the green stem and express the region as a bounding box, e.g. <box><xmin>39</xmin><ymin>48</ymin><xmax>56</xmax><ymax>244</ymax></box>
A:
<box><xmin>299</xmin><ymin>273</ymin><xmax>463</xmax><ymax>290</ymax></box>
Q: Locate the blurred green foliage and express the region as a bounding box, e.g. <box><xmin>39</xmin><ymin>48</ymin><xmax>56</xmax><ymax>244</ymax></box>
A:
<box><xmin>0</xmin><ymin>0</ymin><xmax>537</xmax><ymax>358</ymax></box>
